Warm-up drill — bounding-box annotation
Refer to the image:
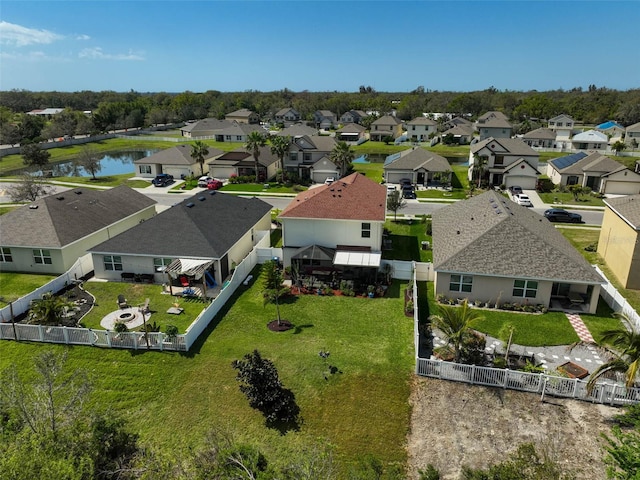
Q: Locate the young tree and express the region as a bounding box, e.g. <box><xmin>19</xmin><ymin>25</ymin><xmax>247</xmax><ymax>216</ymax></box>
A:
<box><xmin>6</xmin><ymin>173</ymin><xmax>54</xmax><ymax>202</ymax></box>
<box><xmin>74</xmin><ymin>144</ymin><xmax>102</xmax><ymax>180</ymax></box>
<box><xmin>244</xmin><ymin>131</ymin><xmax>266</xmax><ymax>183</ymax></box>
<box><xmin>612</xmin><ymin>140</ymin><xmax>627</xmax><ymax>156</ymax></box>
<box><xmin>270</xmin><ymin>135</ymin><xmax>290</xmax><ymax>183</ymax></box>
<box><xmin>21</xmin><ymin>143</ymin><xmax>50</xmax><ymax>168</ymax></box>
<box><xmin>261</xmin><ymin>260</ymin><xmax>288</xmax><ymax>326</ymax></box>
<box><xmin>329</xmin><ymin>140</ymin><xmax>354</xmax><ymax>178</ymax></box>
<box><xmin>0</xmin><ymin>123</ymin><xmax>21</xmax><ymax>146</ymax></box>
<box><xmin>386</xmin><ymin>190</ymin><xmax>406</xmax><ymax>221</ymax></box>
<box><xmin>190</xmin><ymin>140</ymin><xmax>210</xmax><ymax>177</ymax></box>
<box><xmin>430</xmin><ymin>300</ymin><xmax>484</xmax><ymax>363</ymax></box>
<box><xmin>231</xmin><ymin>350</ymin><xmax>300</xmax><ymax>427</ymax></box>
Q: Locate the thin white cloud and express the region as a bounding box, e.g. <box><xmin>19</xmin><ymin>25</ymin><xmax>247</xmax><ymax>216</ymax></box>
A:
<box><xmin>78</xmin><ymin>47</ymin><xmax>144</xmax><ymax>61</ymax></box>
<box><xmin>0</xmin><ymin>50</ymin><xmax>71</xmax><ymax>62</ymax></box>
<box><xmin>76</xmin><ymin>34</ymin><xmax>91</xmax><ymax>41</ymax></box>
<box><xmin>0</xmin><ymin>21</ymin><xmax>62</xmax><ymax>47</ymax></box>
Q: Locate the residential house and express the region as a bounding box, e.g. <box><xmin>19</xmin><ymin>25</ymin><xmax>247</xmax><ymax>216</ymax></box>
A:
<box><xmin>598</xmin><ymin>195</ymin><xmax>640</xmax><ymax>289</ymax></box>
<box><xmin>571</xmin><ymin>130</ymin><xmax>608</xmax><ymax>151</ymax></box>
<box><xmin>313</xmin><ymin>110</ymin><xmax>338</xmax><ymax>129</ymax></box>
<box><xmin>225</xmin><ymin>108</ymin><xmax>260</xmax><ymax>124</ymax></box>
<box><xmin>0</xmin><ymin>186</ymin><xmax>156</xmax><ymax>275</ymax></box>
<box><xmin>444</xmin><ymin>117</ymin><xmax>473</xmax><ymax>130</ymax></box>
<box><xmin>546</xmin><ymin>152</ymin><xmax>640</xmax><ymax>194</ymax></box>
<box><xmin>522</xmin><ymin>127</ymin><xmax>556</xmax><ymax>148</ymax></box>
<box><xmin>285</xmin><ymin>134</ymin><xmax>337</xmax><ymax>182</ymax></box>
<box><xmin>432</xmin><ymin>190</ymin><xmax>604</xmax><ymax>314</ymax></box>
<box><xmin>406</xmin><ymin>117</ymin><xmax>437</xmax><ymax>142</ymax></box>
<box><xmin>278</xmin><ymin>173</ymin><xmax>386</xmax><ymax>283</ymax></box>
<box><xmin>547</xmin><ymin>114</ymin><xmax>575</xmax><ymax>141</ymax></box>
<box><xmin>180</xmin><ymin>118</ymin><xmax>233</xmax><ymax>138</ymax></box>
<box><xmin>476</xmin><ymin>111</ymin><xmax>513</xmax><ymax>140</ymax></box>
<box><xmin>384</xmin><ymin>147</ymin><xmax>451</xmax><ymax>186</ymax></box>
<box><xmin>26</xmin><ymin>108</ymin><xmax>64</xmax><ymax>117</ymax></box>
<box><xmin>207</xmin><ymin>145</ymin><xmax>279</xmax><ymax>182</ymax></box>
<box><xmin>274</xmin><ymin>107</ymin><xmax>301</xmax><ymax>125</ymax></box>
<box><xmin>469</xmin><ymin>137</ymin><xmax>540</xmax><ymax>189</ymax></box>
<box><xmin>214</xmin><ymin>122</ymin><xmax>266</xmax><ymax>143</ymax></box>
<box><xmin>441</xmin><ymin>124</ymin><xmax>474</xmax><ymax>145</ymax></box>
<box><xmin>89</xmin><ymin>192</ymin><xmax>272</xmax><ymax>288</ymax></box>
<box><xmin>624</xmin><ymin>122</ymin><xmax>640</xmax><ymax>147</ymax></box>
<box><xmin>134</xmin><ymin>144</ymin><xmax>224</xmax><ymax>179</ymax></box>
<box><xmin>337</xmin><ymin>123</ymin><xmax>366</xmax><ymax>143</ymax></box>
<box><xmin>276</xmin><ymin>124</ymin><xmax>318</xmax><ymax>138</ymax></box>
<box><xmin>596</xmin><ymin>121</ymin><xmax>625</xmax><ymax>142</ymax></box>
<box><xmin>340</xmin><ymin>110</ymin><xmax>368</xmax><ymax>125</ymax></box>
<box><xmin>369</xmin><ymin>115</ymin><xmax>404</xmax><ymax>141</ymax></box>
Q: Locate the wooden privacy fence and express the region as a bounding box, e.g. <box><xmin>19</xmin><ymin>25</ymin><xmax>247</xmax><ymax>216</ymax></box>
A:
<box><xmin>416</xmin><ymin>358</ymin><xmax>640</xmax><ymax>407</ymax></box>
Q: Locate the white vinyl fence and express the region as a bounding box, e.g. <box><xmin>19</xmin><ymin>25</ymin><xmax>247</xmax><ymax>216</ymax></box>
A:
<box><xmin>594</xmin><ymin>265</ymin><xmax>640</xmax><ymax>331</ymax></box>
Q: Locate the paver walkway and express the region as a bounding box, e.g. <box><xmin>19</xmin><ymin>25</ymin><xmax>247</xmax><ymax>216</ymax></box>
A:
<box><xmin>566</xmin><ymin>312</ymin><xmax>595</xmax><ymax>343</ymax></box>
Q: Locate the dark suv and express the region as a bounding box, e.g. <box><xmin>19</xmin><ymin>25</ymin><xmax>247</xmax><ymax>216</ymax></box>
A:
<box><xmin>544</xmin><ymin>208</ymin><xmax>582</xmax><ymax>223</ymax></box>
<box><xmin>152</xmin><ymin>173</ymin><xmax>174</xmax><ymax>187</ymax></box>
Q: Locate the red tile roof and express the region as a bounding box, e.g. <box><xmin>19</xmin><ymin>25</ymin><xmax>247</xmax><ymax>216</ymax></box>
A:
<box><xmin>279</xmin><ymin>173</ymin><xmax>386</xmax><ymax>221</ymax></box>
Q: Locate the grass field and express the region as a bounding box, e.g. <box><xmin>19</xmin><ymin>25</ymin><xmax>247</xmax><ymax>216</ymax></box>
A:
<box><xmin>220</xmin><ymin>182</ymin><xmax>305</xmax><ymax>194</ymax></box>
<box><xmin>383</xmin><ymin>218</ymin><xmax>432</xmax><ymax>262</ymax></box>
<box><xmin>0</xmin><ymin>272</ymin><xmax>58</xmax><ymax>302</ymax></box>
<box><xmin>0</xmin><ymin>272</ymin><xmax>414</xmax><ymax>473</ymax></box>
<box><xmin>538</xmin><ymin>191</ymin><xmax>606</xmax><ymax>207</ymax></box>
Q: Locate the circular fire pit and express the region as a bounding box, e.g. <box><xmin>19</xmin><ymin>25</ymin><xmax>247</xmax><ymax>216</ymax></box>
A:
<box><xmin>119</xmin><ymin>312</ymin><xmax>135</xmax><ymax>321</ymax></box>
<box><xmin>101</xmin><ymin>308</ymin><xmax>148</xmax><ymax>331</ymax></box>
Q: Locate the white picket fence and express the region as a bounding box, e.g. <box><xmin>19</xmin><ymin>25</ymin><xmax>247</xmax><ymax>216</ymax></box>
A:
<box><xmin>594</xmin><ymin>265</ymin><xmax>640</xmax><ymax>331</ymax></box>
<box><xmin>415</xmin><ymin>358</ymin><xmax>640</xmax><ymax>406</ymax></box>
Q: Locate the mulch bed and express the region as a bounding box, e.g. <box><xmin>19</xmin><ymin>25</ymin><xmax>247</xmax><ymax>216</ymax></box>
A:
<box><xmin>15</xmin><ymin>282</ymin><xmax>96</xmax><ymax>327</ymax></box>
<box><xmin>267</xmin><ymin>319</ymin><xmax>293</xmax><ymax>332</ymax></box>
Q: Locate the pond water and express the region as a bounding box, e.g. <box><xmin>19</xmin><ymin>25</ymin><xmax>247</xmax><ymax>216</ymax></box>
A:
<box><xmin>43</xmin><ymin>150</ymin><xmax>157</xmax><ymax>177</ymax></box>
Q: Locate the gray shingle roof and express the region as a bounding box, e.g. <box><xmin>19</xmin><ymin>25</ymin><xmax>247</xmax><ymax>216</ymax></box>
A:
<box><xmin>181</xmin><ymin>118</ymin><xmax>232</xmax><ymax>134</ymax></box>
<box><xmin>407</xmin><ymin>117</ymin><xmax>437</xmax><ymax>126</ymax></box>
<box><xmin>277</xmin><ymin>124</ymin><xmax>318</xmax><ymax>137</ymax></box>
<box><xmin>523</xmin><ymin>128</ymin><xmax>556</xmax><ymax>140</ymax></box>
<box><xmin>552</xmin><ymin>152</ymin><xmax>624</xmax><ymax>175</ymax></box>
<box><xmin>471</xmin><ymin>137</ymin><xmax>538</xmax><ymax>156</ymax></box>
<box><xmin>604</xmin><ymin>194</ymin><xmax>640</xmax><ymax>229</ymax></box>
<box><xmin>134</xmin><ymin>144</ymin><xmax>223</xmax><ymax>166</ymax></box>
<box><xmin>626</xmin><ymin>122</ymin><xmax>640</xmax><ymax>133</ymax></box>
<box><xmin>432</xmin><ymin>190</ymin><xmax>603</xmax><ymax>283</ymax></box>
<box><xmin>90</xmin><ymin>192</ymin><xmax>271</xmax><ymax>259</ymax></box>
<box><xmin>0</xmin><ymin>186</ymin><xmax>156</xmax><ymax>248</ymax></box>
<box><xmin>384</xmin><ymin>147</ymin><xmax>450</xmax><ymax>172</ymax></box>
<box><xmin>371</xmin><ymin>115</ymin><xmax>403</xmax><ymax>126</ymax></box>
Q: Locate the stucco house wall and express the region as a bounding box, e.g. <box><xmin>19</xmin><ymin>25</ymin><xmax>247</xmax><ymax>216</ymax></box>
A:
<box><xmin>598</xmin><ymin>208</ymin><xmax>640</xmax><ymax>290</ymax></box>
<box><xmin>282</xmin><ymin>218</ymin><xmax>383</xmax><ymax>252</ymax></box>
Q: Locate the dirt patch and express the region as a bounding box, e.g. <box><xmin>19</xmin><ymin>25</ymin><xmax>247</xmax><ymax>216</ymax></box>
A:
<box><xmin>407</xmin><ymin>376</ymin><xmax>618</xmax><ymax>479</ymax></box>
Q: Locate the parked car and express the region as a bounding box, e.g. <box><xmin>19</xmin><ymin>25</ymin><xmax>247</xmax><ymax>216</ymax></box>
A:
<box><xmin>206</xmin><ymin>179</ymin><xmax>223</xmax><ymax>190</ymax></box>
<box><xmin>402</xmin><ymin>186</ymin><xmax>416</xmax><ymax>199</ymax></box>
<box><xmin>152</xmin><ymin>173</ymin><xmax>174</xmax><ymax>187</ymax></box>
<box><xmin>399</xmin><ymin>178</ymin><xmax>412</xmax><ymax>188</ymax></box>
<box><xmin>324</xmin><ymin>177</ymin><xmax>335</xmax><ymax>185</ymax></box>
<box><xmin>514</xmin><ymin>194</ymin><xmax>532</xmax><ymax>207</ymax></box>
<box><xmin>197</xmin><ymin>176</ymin><xmax>213</xmax><ymax>187</ymax></box>
<box><xmin>544</xmin><ymin>208</ymin><xmax>582</xmax><ymax>223</ymax></box>
<box><xmin>509</xmin><ymin>185</ymin><xmax>523</xmax><ymax>196</ymax></box>
<box><xmin>386</xmin><ymin>184</ymin><xmax>396</xmax><ymax>195</ymax></box>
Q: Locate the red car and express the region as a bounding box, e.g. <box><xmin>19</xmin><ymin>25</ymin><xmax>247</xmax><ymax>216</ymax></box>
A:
<box><xmin>207</xmin><ymin>179</ymin><xmax>223</xmax><ymax>190</ymax></box>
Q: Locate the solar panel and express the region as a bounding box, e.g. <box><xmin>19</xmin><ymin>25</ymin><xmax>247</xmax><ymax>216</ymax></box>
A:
<box><xmin>550</xmin><ymin>152</ymin><xmax>588</xmax><ymax>170</ymax></box>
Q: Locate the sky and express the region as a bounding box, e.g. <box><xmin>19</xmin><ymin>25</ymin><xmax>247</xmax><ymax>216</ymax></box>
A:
<box><xmin>1</xmin><ymin>0</ymin><xmax>639</xmax><ymax>93</ymax></box>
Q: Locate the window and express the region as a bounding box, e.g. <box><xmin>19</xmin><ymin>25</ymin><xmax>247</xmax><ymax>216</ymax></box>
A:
<box><xmin>225</xmin><ymin>135</ymin><xmax>231</xmax><ymax>141</ymax></box>
<box><xmin>303</xmin><ymin>153</ymin><xmax>312</xmax><ymax>162</ymax></box>
<box><xmin>236</xmin><ymin>136</ymin><xmax>242</xmax><ymax>141</ymax></box>
<box><xmin>557</xmin><ymin>122</ymin><xmax>563</xmax><ymax>127</ymax></box>
<box><xmin>513</xmin><ymin>279</ymin><xmax>538</xmax><ymax>298</ymax></box>
<box><xmin>289</xmin><ymin>152</ymin><xmax>297</xmax><ymax>162</ymax></box>
<box><xmin>449</xmin><ymin>274</ymin><xmax>473</xmax><ymax>293</ymax></box>
<box><xmin>104</xmin><ymin>255</ymin><xmax>123</xmax><ymax>271</ymax></box>
<box><xmin>494</xmin><ymin>155</ymin><xmax>504</xmax><ymax>165</ymax></box>
<box><xmin>361</xmin><ymin>222</ymin><xmax>371</xmax><ymax>238</ymax></box>
<box><xmin>33</xmin><ymin>249</ymin><xmax>52</xmax><ymax>265</ymax></box>
<box><xmin>153</xmin><ymin>258</ymin><xmax>173</xmax><ymax>271</ymax></box>
<box><xmin>0</xmin><ymin>247</ymin><xmax>12</xmax><ymax>262</ymax></box>
<box><xmin>139</xmin><ymin>165</ymin><xmax>151</xmax><ymax>174</ymax></box>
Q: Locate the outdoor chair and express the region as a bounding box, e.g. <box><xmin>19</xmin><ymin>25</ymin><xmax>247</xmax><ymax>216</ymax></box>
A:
<box><xmin>179</xmin><ymin>275</ymin><xmax>190</xmax><ymax>287</ymax></box>
<box><xmin>117</xmin><ymin>294</ymin><xmax>128</xmax><ymax>309</ymax></box>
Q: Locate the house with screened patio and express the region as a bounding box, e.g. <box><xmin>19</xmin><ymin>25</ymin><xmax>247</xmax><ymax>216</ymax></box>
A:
<box><xmin>432</xmin><ymin>191</ymin><xmax>604</xmax><ymax>313</ymax></box>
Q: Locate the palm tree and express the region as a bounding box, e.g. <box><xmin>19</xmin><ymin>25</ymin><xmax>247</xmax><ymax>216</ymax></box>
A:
<box><xmin>471</xmin><ymin>154</ymin><xmax>488</xmax><ymax>188</ymax></box>
<box><xmin>190</xmin><ymin>140</ymin><xmax>209</xmax><ymax>176</ymax></box>
<box><xmin>329</xmin><ymin>141</ymin><xmax>354</xmax><ymax>178</ymax></box>
<box><xmin>588</xmin><ymin>314</ymin><xmax>640</xmax><ymax>391</ymax></box>
<box><xmin>28</xmin><ymin>292</ymin><xmax>74</xmax><ymax>326</ymax></box>
<box><xmin>244</xmin><ymin>131</ymin><xmax>266</xmax><ymax>183</ymax></box>
<box><xmin>430</xmin><ymin>299</ymin><xmax>484</xmax><ymax>363</ymax></box>
<box><xmin>270</xmin><ymin>135</ymin><xmax>290</xmax><ymax>184</ymax></box>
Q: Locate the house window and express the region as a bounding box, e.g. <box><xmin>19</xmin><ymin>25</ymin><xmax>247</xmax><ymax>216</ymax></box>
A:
<box><xmin>449</xmin><ymin>274</ymin><xmax>473</xmax><ymax>293</ymax></box>
<box><xmin>567</xmin><ymin>176</ymin><xmax>579</xmax><ymax>185</ymax></box>
<box><xmin>33</xmin><ymin>249</ymin><xmax>52</xmax><ymax>265</ymax></box>
<box><xmin>494</xmin><ymin>155</ymin><xmax>504</xmax><ymax>165</ymax></box>
<box><xmin>361</xmin><ymin>222</ymin><xmax>371</xmax><ymax>238</ymax></box>
<box><xmin>153</xmin><ymin>258</ymin><xmax>173</xmax><ymax>271</ymax></box>
<box><xmin>289</xmin><ymin>152</ymin><xmax>297</xmax><ymax>162</ymax></box>
<box><xmin>513</xmin><ymin>279</ymin><xmax>538</xmax><ymax>298</ymax></box>
<box><xmin>557</xmin><ymin>122</ymin><xmax>563</xmax><ymax>127</ymax></box>
<box><xmin>139</xmin><ymin>165</ymin><xmax>151</xmax><ymax>174</ymax></box>
<box><xmin>236</xmin><ymin>136</ymin><xmax>242</xmax><ymax>141</ymax></box>
<box><xmin>303</xmin><ymin>153</ymin><xmax>312</xmax><ymax>162</ymax></box>
<box><xmin>0</xmin><ymin>247</ymin><xmax>12</xmax><ymax>262</ymax></box>
<box><xmin>104</xmin><ymin>255</ymin><xmax>123</xmax><ymax>271</ymax></box>
<box><xmin>225</xmin><ymin>135</ymin><xmax>231</xmax><ymax>141</ymax></box>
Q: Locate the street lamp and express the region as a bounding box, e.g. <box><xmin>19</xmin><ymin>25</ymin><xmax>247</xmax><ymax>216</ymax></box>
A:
<box><xmin>0</xmin><ymin>296</ymin><xmax>18</xmax><ymax>341</ymax></box>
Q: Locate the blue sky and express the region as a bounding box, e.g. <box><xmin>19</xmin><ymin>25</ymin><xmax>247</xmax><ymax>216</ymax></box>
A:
<box><xmin>1</xmin><ymin>1</ymin><xmax>639</xmax><ymax>93</ymax></box>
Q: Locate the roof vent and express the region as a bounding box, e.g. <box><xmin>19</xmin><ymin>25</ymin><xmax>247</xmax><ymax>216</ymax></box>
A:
<box><xmin>56</xmin><ymin>196</ymin><xmax>64</xmax><ymax>200</ymax></box>
<box><xmin>75</xmin><ymin>191</ymin><xmax>82</xmax><ymax>195</ymax></box>
<box><xmin>186</xmin><ymin>202</ymin><xmax>195</xmax><ymax>208</ymax></box>
<box><xmin>29</xmin><ymin>205</ymin><xmax>38</xmax><ymax>209</ymax></box>
<box><xmin>456</xmin><ymin>230</ymin><xmax>460</xmax><ymax>234</ymax></box>
<box><xmin>198</xmin><ymin>196</ymin><xmax>205</xmax><ymax>201</ymax></box>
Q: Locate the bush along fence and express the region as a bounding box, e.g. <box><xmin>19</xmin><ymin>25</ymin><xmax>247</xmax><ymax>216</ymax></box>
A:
<box><xmin>0</xmin><ymin>237</ymin><xmax>268</xmax><ymax>352</ymax></box>
<box><xmin>594</xmin><ymin>264</ymin><xmax>640</xmax><ymax>332</ymax></box>
<box><xmin>415</xmin><ymin>358</ymin><xmax>639</xmax><ymax>407</ymax></box>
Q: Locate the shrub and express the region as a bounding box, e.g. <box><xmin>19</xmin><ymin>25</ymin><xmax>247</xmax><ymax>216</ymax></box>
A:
<box><xmin>164</xmin><ymin>324</ymin><xmax>179</xmax><ymax>338</ymax></box>
<box><xmin>113</xmin><ymin>322</ymin><xmax>128</xmax><ymax>333</ymax></box>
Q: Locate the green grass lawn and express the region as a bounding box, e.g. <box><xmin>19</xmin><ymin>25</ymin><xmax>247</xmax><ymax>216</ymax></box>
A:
<box><xmin>416</xmin><ymin>189</ymin><xmax>466</xmax><ymax>199</ymax></box>
<box><xmin>51</xmin><ymin>173</ymin><xmax>150</xmax><ymax>188</ymax></box>
<box><xmin>352</xmin><ymin>161</ymin><xmax>384</xmax><ymax>182</ymax></box>
<box><xmin>0</xmin><ymin>272</ymin><xmax>58</xmax><ymax>302</ymax></box>
<box><xmin>220</xmin><ymin>182</ymin><xmax>306</xmax><ymax>194</ymax></box>
<box><xmin>0</xmin><ymin>272</ymin><xmax>414</xmax><ymax>474</ymax></box>
<box><xmin>538</xmin><ymin>191</ymin><xmax>605</xmax><ymax>207</ymax></box>
<box><xmin>383</xmin><ymin>218</ymin><xmax>432</xmax><ymax>262</ymax></box>
<box><xmin>425</xmin><ymin>144</ymin><xmax>470</xmax><ymax>158</ymax></box>
<box><xmin>0</xmin><ymin>206</ymin><xmax>19</xmax><ymax>215</ymax></box>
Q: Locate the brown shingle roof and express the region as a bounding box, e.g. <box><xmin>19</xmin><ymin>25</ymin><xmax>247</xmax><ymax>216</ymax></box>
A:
<box><xmin>279</xmin><ymin>173</ymin><xmax>386</xmax><ymax>221</ymax></box>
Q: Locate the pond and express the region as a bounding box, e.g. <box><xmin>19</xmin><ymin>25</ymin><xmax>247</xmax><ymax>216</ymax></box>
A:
<box><xmin>40</xmin><ymin>150</ymin><xmax>158</xmax><ymax>177</ymax></box>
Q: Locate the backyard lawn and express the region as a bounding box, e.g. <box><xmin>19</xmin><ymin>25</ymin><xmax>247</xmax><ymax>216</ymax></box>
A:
<box><xmin>0</xmin><ymin>271</ymin><xmax>414</xmax><ymax>474</ymax></box>
<box><xmin>0</xmin><ymin>272</ymin><xmax>58</xmax><ymax>302</ymax></box>
<box><xmin>538</xmin><ymin>191</ymin><xmax>606</xmax><ymax>207</ymax></box>
<box><xmin>383</xmin><ymin>218</ymin><xmax>432</xmax><ymax>262</ymax></box>
<box><xmin>220</xmin><ymin>182</ymin><xmax>306</xmax><ymax>194</ymax></box>
<box><xmin>52</xmin><ymin>173</ymin><xmax>150</xmax><ymax>188</ymax></box>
